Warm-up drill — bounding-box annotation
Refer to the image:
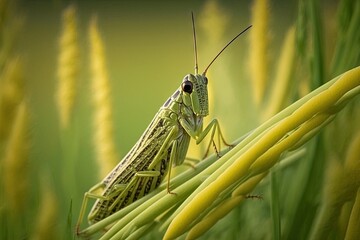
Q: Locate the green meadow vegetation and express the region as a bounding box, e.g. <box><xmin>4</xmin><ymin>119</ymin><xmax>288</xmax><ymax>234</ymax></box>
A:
<box><xmin>0</xmin><ymin>0</ymin><xmax>359</xmax><ymax>239</ymax></box>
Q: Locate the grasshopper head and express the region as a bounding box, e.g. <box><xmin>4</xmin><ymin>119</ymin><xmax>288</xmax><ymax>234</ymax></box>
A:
<box><xmin>181</xmin><ymin>74</ymin><xmax>209</xmax><ymax>116</ymax></box>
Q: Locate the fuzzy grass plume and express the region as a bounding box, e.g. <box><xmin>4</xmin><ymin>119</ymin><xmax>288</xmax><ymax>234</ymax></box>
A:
<box><xmin>263</xmin><ymin>26</ymin><xmax>296</xmax><ymax>119</ymax></box>
<box><xmin>2</xmin><ymin>101</ymin><xmax>29</xmax><ymax>218</ymax></box>
<box><xmin>310</xmin><ymin>130</ymin><xmax>360</xmax><ymax>239</ymax></box>
<box><xmin>89</xmin><ymin>17</ymin><xmax>118</xmax><ymax>179</ymax></box>
<box><xmin>249</xmin><ymin>0</ymin><xmax>270</xmax><ymax>106</ymax></box>
<box><xmin>56</xmin><ymin>4</ymin><xmax>79</xmax><ymax>129</ymax></box>
<box><xmin>31</xmin><ymin>177</ymin><xmax>59</xmax><ymax>240</ymax></box>
<box><xmin>0</xmin><ymin>57</ymin><xmax>24</xmax><ymax>142</ymax></box>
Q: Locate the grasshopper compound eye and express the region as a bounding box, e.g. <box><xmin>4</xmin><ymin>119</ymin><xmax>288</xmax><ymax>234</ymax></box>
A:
<box><xmin>181</xmin><ymin>81</ymin><xmax>193</xmax><ymax>93</ymax></box>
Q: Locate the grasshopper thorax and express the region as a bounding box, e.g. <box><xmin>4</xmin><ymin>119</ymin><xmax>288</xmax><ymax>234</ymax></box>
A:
<box><xmin>181</xmin><ymin>74</ymin><xmax>209</xmax><ymax>116</ymax></box>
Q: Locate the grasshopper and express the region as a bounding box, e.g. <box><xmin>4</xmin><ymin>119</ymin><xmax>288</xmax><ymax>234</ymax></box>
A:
<box><xmin>76</xmin><ymin>13</ymin><xmax>251</xmax><ymax>234</ymax></box>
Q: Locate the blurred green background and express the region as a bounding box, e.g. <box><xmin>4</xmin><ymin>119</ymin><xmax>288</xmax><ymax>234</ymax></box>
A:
<box><xmin>2</xmin><ymin>0</ymin><xmax>359</xmax><ymax>239</ymax></box>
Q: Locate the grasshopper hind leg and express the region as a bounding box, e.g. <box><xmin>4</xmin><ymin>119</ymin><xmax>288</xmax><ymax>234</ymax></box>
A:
<box><xmin>77</xmin><ymin>181</ymin><xmax>129</xmax><ymax>235</ymax></box>
<box><xmin>107</xmin><ymin>170</ymin><xmax>161</xmax><ymax>211</ymax></box>
<box><xmin>76</xmin><ymin>182</ymin><xmax>107</xmax><ymax>235</ymax></box>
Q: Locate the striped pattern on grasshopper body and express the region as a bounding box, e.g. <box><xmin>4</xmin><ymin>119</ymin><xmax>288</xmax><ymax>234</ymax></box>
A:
<box><xmin>76</xmin><ymin>16</ymin><xmax>251</xmax><ymax>233</ymax></box>
<box><xmin>78</xmin><ymin>73</ymin><xmax>226</xmax><ymax>226</ymax></box>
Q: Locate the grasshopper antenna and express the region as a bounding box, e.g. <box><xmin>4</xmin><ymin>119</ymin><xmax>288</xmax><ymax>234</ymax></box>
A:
<box><xmin>191</xmin><ymin>12</ymin><xmax>199</xmax><ymax>75</ymax></box>
<box><xmin>203</xmin><ymin>25</ymin><xmax>252</xmax><ymax>76</ymax></box>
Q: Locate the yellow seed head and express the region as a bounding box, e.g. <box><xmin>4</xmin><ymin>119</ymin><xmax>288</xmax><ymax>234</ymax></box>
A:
<box><xmin>31</xmin><ymin>177</ymin><xmax>59</xmax><ymax>240</ymax></box>
<box><xmin>89</xmin><ymin>16</ymin><xmax>118</xmax><ymax>179</ymax></box>
<box><xmin>263</xmin><ymin>26</ymin><xmax>296</xmax><ymax>119</ymax></box>
<box><xmin>344</xmin><ymin>189</ymin><xmax>360</xmax><ymax>240</ymax></box>
<box><xmin>343</xmin><ymin>130</ymin><xmax>360</xmax><ymax>191</ymax></box>
<box><xmin>250</xmin><ymin>0</ymin><xmax>270</xmax><ymax>105</ymax></box>
<box><xmin>186</xmin><ymin>196</ymin><xmax>244</xmax><ymax>240</ymax></box>
<box><xmin>56</xmin><ymin>4</ymin><xmax>79</xmax><ymax>129</ymax></box>
<box><xmin>199</xmin><ymin>0</ymin><xmax>229</xmax><ymax>43</ymax></box>
<box><xmin>311</xmin><ymin>130</ymin><xmax>360</xmax><ymax>240</ymax></box>
<box><xmin>324</xmin><ymin>130</ymin><xmax>360</xmax><ymax>207</ymax></box>
<box><xmin>184</xmin><ymin>173</ymin><xmax>265</xmax><ymax>239</ymax></box>
<box><xmin>0</xmin><ymin>57</ymin><xmax>24</xmax><ymax>141</ymax></box>
<box><xmin>2</xmin><ymin>102</ymin><xmax>29</xmax><ymax>217</ymax></box>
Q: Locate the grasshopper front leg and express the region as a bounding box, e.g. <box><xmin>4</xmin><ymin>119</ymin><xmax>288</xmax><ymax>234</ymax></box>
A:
<box><xmin>196</xmin><ymin>118</ymin><xmax>233</xmax><ymax>158</ymax></box>
<box><xmin>180</xmin><ymin>117</ymin><xmax>232</xmax><ymax>159</ymax></box>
